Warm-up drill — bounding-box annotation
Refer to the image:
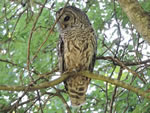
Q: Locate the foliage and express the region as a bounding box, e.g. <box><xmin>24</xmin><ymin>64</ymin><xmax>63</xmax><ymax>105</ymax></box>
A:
<box><xmin>0</xmin><ymin>0</ymin><xmax>150</xmax><ymax>112</ymax></box>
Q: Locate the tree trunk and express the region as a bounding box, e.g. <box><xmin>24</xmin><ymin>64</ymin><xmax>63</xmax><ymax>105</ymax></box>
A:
<box><xmin>118</xmin><ymin>0</ymin><xmax>150</xmax><ymax>44</ymax></box>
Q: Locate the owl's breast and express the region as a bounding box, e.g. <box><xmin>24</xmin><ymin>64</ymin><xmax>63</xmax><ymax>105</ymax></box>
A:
<box><xmin>61</xmin><ymin>27</ymin><xmax>96</xmax><ymax>71</ymax></box>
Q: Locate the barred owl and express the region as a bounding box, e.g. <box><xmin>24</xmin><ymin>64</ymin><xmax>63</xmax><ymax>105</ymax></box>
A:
<box><xmin>56</xmin><ymin>6</ymin><xmax>97</xmax><ymax>106</ymax></box>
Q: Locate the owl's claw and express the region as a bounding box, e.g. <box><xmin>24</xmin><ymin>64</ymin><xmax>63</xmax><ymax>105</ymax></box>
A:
<box><xmin>63</xmin><ymin>69</ymin><xmax>78</xmax><ymax>77</ymax></box>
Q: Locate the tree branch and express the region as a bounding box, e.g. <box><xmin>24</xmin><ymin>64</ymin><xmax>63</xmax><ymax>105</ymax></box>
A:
<box><xmin>97</xmin><ymin>56</ymin><xmax>146</xmax><ymax>84</ymax></box>
<box><xmin>27</xmin><ymin>0</ymin><xmax>48</xmax><ymax>76</ymax></box>
<box><xmin>31</xmin><ymin>0</ymin><xmax>70</xmax><ymax>61</ymax></box>
<box><xmin>0</xmin><ymin>71</ymin><xmax>150</xmax><ymax>100</ymax></box>
<box><xmin>0</xmin><ymin>59</ymin><xmax>18</xmax><ymax>66</ymax></box>
<box><xmin>96</xmin><ymin>56</ymin><xmax>150</xmax><ymax>66</ymax></box>
<box><xmin>0</xmin><ymin>73</ymin><xmax>69</xmax><ymax>91</ymax></box>
<box><xmin>80</xmin><ymin>71</ymin><xmax>150</xmax><ymax>100</ymax></box>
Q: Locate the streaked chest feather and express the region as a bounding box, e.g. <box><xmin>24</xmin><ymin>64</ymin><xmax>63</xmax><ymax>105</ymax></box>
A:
<box><xmin>61</xmin><ymin>27</ymin><xmax>96</xmax><ymax>70</ymax></box>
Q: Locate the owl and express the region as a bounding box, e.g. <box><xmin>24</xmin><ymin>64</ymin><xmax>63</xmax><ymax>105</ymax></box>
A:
<box><xmin>56</xmin><ymin>6</ymin><xmax>97</xmax><ymax>106</ymax></box>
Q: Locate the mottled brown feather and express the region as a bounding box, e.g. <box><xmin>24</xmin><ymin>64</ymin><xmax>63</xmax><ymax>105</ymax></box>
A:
<box><xmin>57</xmin><ymin>6</ymin><xmax>97</xmax><ymax>106</ymax></box>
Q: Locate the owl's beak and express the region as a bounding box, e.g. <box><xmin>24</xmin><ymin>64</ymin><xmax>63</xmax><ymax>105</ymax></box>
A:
<box><xmin>60</xmin><ymin>24</ymin><xmax>64</xmax><ymax>29</ymax></box>
<box><xmin>60</xmin><ymin>23</ymin><xmax>65</xmax><ymax>29</ymax></box>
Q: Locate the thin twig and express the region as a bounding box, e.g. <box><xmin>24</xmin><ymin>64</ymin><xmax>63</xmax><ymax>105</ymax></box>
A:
<box><xmin>96</xmin><ymin>56</ymin><xmax>146</xmax><ymax>84</ymax></box>
<box><xmin>96</xmin><ymin>56</ymin><xmax>150</xmax><ymax>66</ymax></box>
<box><xmin>27</xmin><ymin>0</ymin><xmax>48</xmax><ymax>76</ymax></box>
<box><xmin>109</xmin><ymin>68</ymin><xmax>123</xmax><ymax>113</ymax></box>
<box><xmin>54</xmin><ymin>87</ymin><xmax>72</xmax><ymax>113</ymax></box>
<box><xmin>31</xmin><ymin>0</ymin><xmax>70</xmax><ymax>61</ymax></box>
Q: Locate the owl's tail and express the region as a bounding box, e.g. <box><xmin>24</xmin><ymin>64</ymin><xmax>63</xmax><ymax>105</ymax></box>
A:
<box><xmin>65</xmin><ymin>75</ymin><xmax>90</xmax><ymax>107</ymax></box>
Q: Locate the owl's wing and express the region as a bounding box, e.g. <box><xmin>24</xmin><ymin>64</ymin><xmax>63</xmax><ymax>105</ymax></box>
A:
<box><xmin>89</xmin><ymin>51</ymin><xmax>96</xmax><ymax>72</ymax></box>
<box><xmin>89</xmin><ymin>35</ymin><xmax>97</xmax><ymax>72</ymax></box>
<box><xmin>57</xmin><ymin>35</ymin><xmax>65</xmax><ymax>73</ymax></box>
<box><xmin>57</xmin><ymin>35</ymin><xmax>68</xmax><ymax>91</ymax></box>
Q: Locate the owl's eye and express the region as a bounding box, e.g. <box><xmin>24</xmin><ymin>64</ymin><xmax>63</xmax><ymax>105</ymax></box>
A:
<box><xmin>64</xmin><ymin>16</ymin><xmax>70</xmax><ymax>21</ymax></box>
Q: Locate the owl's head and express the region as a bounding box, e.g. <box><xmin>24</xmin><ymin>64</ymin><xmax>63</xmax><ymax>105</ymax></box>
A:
<box><xmin>56</xmin><ymin>6</ymin><xmax>91</xmax><ymax>31</ymax></box>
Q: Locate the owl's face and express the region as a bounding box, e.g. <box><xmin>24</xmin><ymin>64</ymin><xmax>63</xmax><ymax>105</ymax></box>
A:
<box><xmin>56</xmin><ymin>8</ymin><xmax>75</xmax><ymax>30</ymax></box>
<box><xmin>56</xmin><ymin>6</ymin><xmax>91</xmax><ymax>31</ymax></box>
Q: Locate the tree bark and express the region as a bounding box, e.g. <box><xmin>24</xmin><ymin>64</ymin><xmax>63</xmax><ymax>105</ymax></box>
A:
<box><xmin>118</xmin><ymin>0</ymin><xmax>150</xmax><ymax>43</ymax></box>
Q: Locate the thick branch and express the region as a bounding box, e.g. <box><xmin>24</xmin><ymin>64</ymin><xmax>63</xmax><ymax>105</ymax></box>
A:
<box><xmin>80</xmin><ymin>71</ymin><xmax>150</xmax><ymax>100</ymax></box>
<box><xmin>0</xmin><ymin>73</ymin><xmax>69</xmax><ymax>91</ymax></box>
<box><xmin>118</xmin><ymin>0</ymin><xmax>150</xmax><ymax>43</ymax></box>
<box><xmin>0</xmin><ymin>71</ymin><xmax>150</xmax><ymax>100</ymax></box>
